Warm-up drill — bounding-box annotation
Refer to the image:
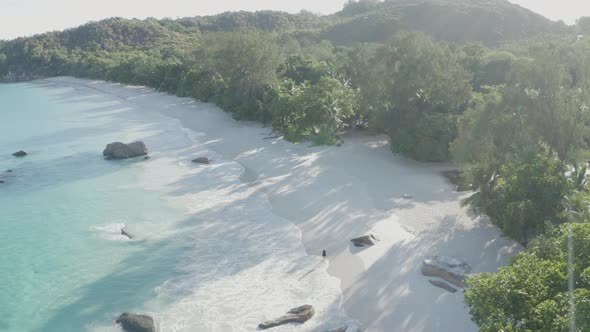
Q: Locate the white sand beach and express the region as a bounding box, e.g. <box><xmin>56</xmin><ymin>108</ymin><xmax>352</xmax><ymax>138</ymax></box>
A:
<box><xmin>43</xmin><ymin>77</ymin><xmax>521</xmax><ymax>332</ymax></box>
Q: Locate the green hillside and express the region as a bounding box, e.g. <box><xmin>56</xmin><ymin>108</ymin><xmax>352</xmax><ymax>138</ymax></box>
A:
<box><xmin>324</xmin><ymin>0</ymin><xmax>568</xmax><ymax>45</ymax></box>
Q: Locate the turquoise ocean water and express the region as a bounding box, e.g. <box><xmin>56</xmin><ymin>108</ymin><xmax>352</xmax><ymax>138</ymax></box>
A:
<box><xmin>0</xmin><ymin>82</ymin><xmax>186</xmax><ymax>331</ymax></box>
<box><xmin>0</xmin><ymin>79</ymin><xmax>356</xmax><ymax>332</ymax></box>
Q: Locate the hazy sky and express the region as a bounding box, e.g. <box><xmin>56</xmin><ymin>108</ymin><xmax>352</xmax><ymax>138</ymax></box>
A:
<box><xmin>1</xmin><ymin>0</ymin><xmax>589</xmax><ymax>40</ymax></box>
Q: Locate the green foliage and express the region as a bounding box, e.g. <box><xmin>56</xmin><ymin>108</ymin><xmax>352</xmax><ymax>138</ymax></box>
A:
<box><xmin>392</xmin><ymin>112</ymin><xmax>457</xmax><ymax>161</ymax></box>
<box><xmin>454</xmin><ymin>41</ymin><xmax>590</xmax><ymax>244</ymax></box>
<box><xmin>364</xmin><ymin>32</ymin><xmax>472</xmax><ymax>161</ymax></box>
<box><xmin>324</xmin><ymin>10</ymin><xmax>402</xmax><ymax>45</ymax></box>
<box><xmin>64</xmin><ymin>18</ymin><xmax>192</xmax><ymax>52</ymax></box>
<box><xmin>453</xmin><ymin>32</ymin><xmax>590</xmax><ymax>332</ymax></box>
<box><xmin>203</xmin><ymin>30</ymin><xmax>281</xmax><ymax>120</ymax></box>
<box><xmin>333</xmin><ymin>44</ymin><xmax>379</xmax><ymax>124</ymax></box>
<box><xmin>270</xmin><ymin>77</ymin><xmax>359</xmax><ymax>144</ymax></box>
<box><xmin>277</xmin><ymin>54</ymin><xmax>329</xmax><ymax>84</ymax></box>
<box><xmin>177</xmin><ymin>67</ymin><xmax>226</xmax><ymax>102</ymax></box>
<box><xmin>577</xmin><ymin>17</ymin><xmax>590</xmax><ymax>35</ymax></box>
<box><xmin>341</xmin><ymin>0</ymin><xmax>382</xmax><ymax>16</ymax></box>
<box><xmin>327</xmin><ymin>0</ymin><xmax>565</xmax><ymax>46</ymax></box>
<box><xmin>474</xmin><ymin>51</ymin><xmax>516</xmax><ymax>88</ymax></box>
<box><xmin>0</xmin><ymin>52</ymin><xmax>6</xmax><ymax>76</ymax></box>
<box><xmin>465</xmin><ymin>223</ymin><xmax>590</xmax><ymax>331</ymax></box>
<box><xmin>483</xmin><ymin>153</ymin><xmax>572</xmax><ymax>244</ymax></box>
<box><xmin>195</xmin><ymin>10</ymin><xmax>327</xmax><ymax>33</ymax></box>
<box><xmin>509</xmin><ymin>52</ymin><xmax>590</xmax><ymax>163</ymax></box>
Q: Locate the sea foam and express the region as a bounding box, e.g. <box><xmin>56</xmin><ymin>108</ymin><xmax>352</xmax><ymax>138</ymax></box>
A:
<box><xmin>141</xmin><ymin>122</ymin><xmax>357</xmax><ymax>331</ymax></box>
<box><xmin>75</xmin><ymin>81</ymin><xmax>359</xmax><ymax>331</ymax></box>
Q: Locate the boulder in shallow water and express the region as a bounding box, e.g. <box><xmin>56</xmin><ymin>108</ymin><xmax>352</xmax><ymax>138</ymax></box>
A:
<box><xmin>103</xmin><ymin>141</ymin><xmax>148</xmax><ymax>159</ymax></box>
<box><xmin>192</xmin><ymin>157</ymin><xmax>211</xmax><ymax>164</ymax></box>
<box><xmin>1</xmin><ymin>170</ymin><xmax>15</xmax><ymax>184</ymax></box>
<box><xmin>350</xmin><ymin>234</ymin><xmax>380</xmax><ymax>247</ymax></box>
<box><xmin>421</xmin><ymin>256</ymin><xmax>472</xmax><ymax>288</ymax></box>
<box><xmin>259</xmin><ymin>305</ymin><xmax>314</xmax><ymax>329</ymax></box>
<box><xmin>115</xmin><ymin>313</ymin><xmax>156</xmax><ymax>332</ymax></box>
<box><xmin>12</xmin><ymin>150</ymin><xmax>27</xmax><ymax>157</ymax></box>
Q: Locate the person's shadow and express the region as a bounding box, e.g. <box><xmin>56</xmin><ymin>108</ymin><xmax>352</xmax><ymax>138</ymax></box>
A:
<box><xmin>298</xmin><ymin>258</ymin><xmax>326</xmax><ymax>281</ymax></box>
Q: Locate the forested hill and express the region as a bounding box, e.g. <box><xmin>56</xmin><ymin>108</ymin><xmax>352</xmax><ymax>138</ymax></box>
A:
<box><xmin>326</xmin><ymin>0</ymin><xmax>567</xmax><ymax>45</ymax></box>
<box><xmin>154</xmin><ymin>0</ymin><xmax>567</xmax><ymax>46</ymax></box>
<box><xmin>0</xmin><ymin>0</ymin><xmax>569</xmax><ymax>48</ymax></box>
<box><xmin>0</xmin><ymin>0</ymin><xmax>575</xmax><ymax>83</ymax></box>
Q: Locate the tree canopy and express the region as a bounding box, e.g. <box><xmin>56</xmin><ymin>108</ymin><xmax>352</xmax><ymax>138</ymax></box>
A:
<box><xmin>465</xmin><ymin>223</ymin><xmax>590</xmax><ymax>331</ymax></box>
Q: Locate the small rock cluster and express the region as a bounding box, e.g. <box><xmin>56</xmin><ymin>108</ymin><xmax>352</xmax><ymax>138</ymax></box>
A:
<box><xmin>115</xmin><ymin>313</ymin><xmax>156</xmax><ymax>332</ymax></box>
<box><xmin>350</xmin><ymin>234</ymin><xmax>380</xmax><ymax>247</ymax></box>
<box><xmin>12</xmin><ymin>150</ymin><xmax>27</xmax><ymax>157</ymax></box>
<box><xmin>192</xmin><ymin>157</ymin><xmax>211</xmax><ymax>164</ymax></box>
<box><xmin>421</xmin><ymin>256</ymin><xmax>472</xmax><ymax>293</ymax></box>
<box><xmin>103</xmin><ymin>141</ymin><xmax>149</xmax><ymax>159</ymax></box>
<box><xmin>0</xmin><ymin>169</ymin><xmax>15</xmax><ymax>184</ymax></box>
<box><xmin>259</xmin><ymin>305</ymin><xmax>315</xmax><ymax>329</ymax></box>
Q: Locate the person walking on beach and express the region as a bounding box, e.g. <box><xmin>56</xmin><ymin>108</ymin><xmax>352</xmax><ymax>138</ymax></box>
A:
<box><xmin>322</xmin><ymin>249</ymin><xmax>327</xmax><ymax>259</ymax></box>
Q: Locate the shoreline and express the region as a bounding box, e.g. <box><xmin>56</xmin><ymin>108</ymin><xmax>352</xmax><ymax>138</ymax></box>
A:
<box><xmin>38</xmin><ymin>77</ymin><xmax>520</xmax><ymax>331</ymax></box>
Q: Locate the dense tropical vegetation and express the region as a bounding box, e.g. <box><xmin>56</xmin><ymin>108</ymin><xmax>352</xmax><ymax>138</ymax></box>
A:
<box><xmin>465</xmin><ymin>223</ymin><xmax>590</xmax><ymax>331</ymax></box>
<box><xmin>2</xmin><ymin>0</ymin><xmax>590</xmax><ymax>330</ymax></box>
